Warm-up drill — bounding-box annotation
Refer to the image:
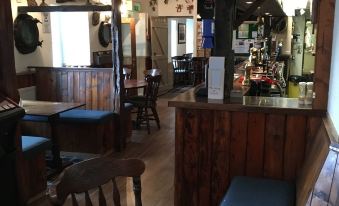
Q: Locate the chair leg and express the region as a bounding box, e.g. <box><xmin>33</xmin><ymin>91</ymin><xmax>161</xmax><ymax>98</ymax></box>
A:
<box><xmin>136</xmin><ymin>107</ymin><xmax>143</xmax><ymax>129</ymax></box>
<box><xmin>151</xmin><ymin>106</ymin><xmax>160</xmax><ymax>129</ymax></box>
<box><xmin>144</xmin><ymin>107</ymin><xmax>150</xmax><ymax>134</ymax></box>
<box><xmin>133</xmin><ymin>176</ymin><xmax>142</xmax><ymax>206</ymax></box>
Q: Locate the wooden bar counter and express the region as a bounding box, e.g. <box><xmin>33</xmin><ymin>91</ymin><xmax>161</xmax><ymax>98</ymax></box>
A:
<box><xmin>168</xmin><ymin>87</ymin><xmax>326</xmax><ymax>206</ymax></box>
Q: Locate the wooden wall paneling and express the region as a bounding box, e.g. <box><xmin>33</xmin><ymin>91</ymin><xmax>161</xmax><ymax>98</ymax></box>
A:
<box><xmin>305</xmin><ymin>117</ymin><xmax>322</xmax><ymax>157</ymax></box>
<box><xmin>211</xmin><ymin>111</ymin><xmax>231</xmax><ymax>206</ymax></box>
<box><xmin>175</xmin><ymin>108</ymin><xmax>185</xmax><ymax>206</ymax></box>
<box><xmin>197</xmin><ymin>110</ymin><xmax>213</xmax><ymax>206</ymax></box>
<box><xmin>67</xmin><ymin>71</ymin><xmax>74</xmax><ymax>102</ymax></box>
<box><xmin>295</xmin><ymin>121</ymin><xmax>331</xmax><ymax>206</ymax></box>
<box><xmin>246</xmin><ymin>112</ymin><xmax>265</xmax><ymax>177</ymax></box>
<box><xmin>79</xmin><ymin>71</ymin><xmax>86</xmax><ymax>106</ymax></box>
<box><xmin>50</xmin><ymin>70</ymin><xmax>57</xmax><ymax>101</ymax></box>
<box><xmin>73</xmin><ymin>71</ymin><xmax>80</xmax><ymax>103</ymax></box>
<box><xmin>229</xmin><ymin>112</ymin><xmax>248</xmax><ymax>178</ymax></box>
<box><xmin>329</xmin><ymin>152</ymin><xmax>339</xmax><ymax>206</ymax></box>
<box><xmin>311</xmin><ymin>150</ymin><xmax>337</xmax><ymax>205</ymax></box>
<box><xmin>36</xmin><ymin>69</ymin><xmax>51</xmax><ymax>101</ymax></box>
<box><xmin>16</xmin><ymin>71</ymin><xmax>36</xmax><ymax>89</ymax></box>
<box><xmin>264</xmin><ymin>114</ymin><xmax>286</xmax><ymax>179</ymax></box>
<box><xmin>85</xmin><ymin>71</ymin><xmax>92</xmax><ymax>109</ymax></box>
<box><xmin>182</xmin><ymin>110</ymin><xmax>199</xmax><ymax>206</ymax></box>
<box><xmin>61</xmin><ymin>71</ymin><xmax>68</xmax><ymax>102</ymax></box>
<box><xmin>313</xmin><ymin>0</ymin><xmax>335</xmax><ymax>110</ymax></box>
<box><xmin>54</xmin><ymin>71</ymin><xmax>62</xmax><ymax>102</ymax></box>
<box><xmin>35</xmin><ymin>70</ymin><xmax>45</xmax><ymax>100</ymax></box>
<box><xmin>91</xmin><ymin>71</ymin><xmax>98</xmax><ymax>110</ymax></box>
<box><xmin>284</xmin><ymin>115</ymin><xmax>307</xmax><ymax>181</ymax></box>
<box><xmin>97</xmin><ymin>71</ymin><xmax>104</xmax><ymax>110</ymax></box>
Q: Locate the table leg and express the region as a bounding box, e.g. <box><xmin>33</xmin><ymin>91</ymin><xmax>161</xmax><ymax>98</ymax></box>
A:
<box><xmin>50</xmin><ymin>119</ymin><xmax>62</xmax><ymax>170</ymax></box>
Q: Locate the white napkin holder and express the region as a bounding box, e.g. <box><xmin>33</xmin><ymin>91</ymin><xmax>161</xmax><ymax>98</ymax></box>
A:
<box><xmin>208</xmin><ymin>57</ymin><xmax>225</xmax><ymax>99</ymax></box>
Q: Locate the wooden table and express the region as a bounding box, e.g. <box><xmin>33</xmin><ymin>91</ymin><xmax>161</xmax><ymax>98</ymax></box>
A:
<box><xmin>22</xmin><ymin>100</ymin><xmax>85</xmax><ymax>171</ymax></box>
<box><xmin>124</xmin><ymin>79</ymin><xmax>147</xmax><ymax>89</ymax></box>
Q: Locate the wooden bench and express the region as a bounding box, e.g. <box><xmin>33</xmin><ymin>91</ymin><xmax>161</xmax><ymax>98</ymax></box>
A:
<box><xmin>55</xmin><ymin>109</ymin><xmax>119</xmax><ymax>154</ymax></box>
<box><xmin>219</xmin><ymin>120</ymin><xmax>331</xmax><ymax>206</ymax></box>
<box><xmin>20</xmin><ymin>136</ymin><xmax>51</xmax><ymax>203</ymax></box>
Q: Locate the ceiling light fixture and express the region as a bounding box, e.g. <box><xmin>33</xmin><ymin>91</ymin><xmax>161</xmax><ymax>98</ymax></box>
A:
<box><xmin>246</xmin><ymin>1</ymin><xmax>253</xmax><ymax>4</ymax></box>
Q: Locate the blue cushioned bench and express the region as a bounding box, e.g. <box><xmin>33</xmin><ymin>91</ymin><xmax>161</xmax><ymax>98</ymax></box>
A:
<box><xmin>220</xmin><ymin>176</ymin><xmax>295</xmax><ymax>206</ymax></box>
<box><xmin>58</xmin><ymin>109</ymin><xmax>114</xmax><ymax>124</ymax></box>
<box><xmin>56</xmin><ymin>109</ymin><xmax>120</xmax><ymax>154</ymax></box>
<box><xmin>22</xmin><ymin>135</ymin><xmax>51</xmax><ymax>159</ymax></box>
<box><xmin>20</xmin><ymin>136</ymin><xmax>51</xmax><ymax>203</ymax></box>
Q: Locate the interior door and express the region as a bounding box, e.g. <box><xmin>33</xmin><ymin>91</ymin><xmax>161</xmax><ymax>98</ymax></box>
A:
<box><xmin>151</xmin><ymin>17</ymin><xmax>170</xmax><ymax>92</ymax></box>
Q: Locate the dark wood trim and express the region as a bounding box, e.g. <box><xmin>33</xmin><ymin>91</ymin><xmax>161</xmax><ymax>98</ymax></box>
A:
<box><xmin>0</xmin><ymin>0</ymin><xmax>19</xmax><ymax>102</ymax></box>
<box><xmin>214</xmin><ymin>0</ymin><xmax>236</xmax><ymax>98</ymax></box>
<box><xmin>313</xmin><ymin>0</ymin><xmax>335</xmax><ymax>110</ymax></box>
<box><xmin>17</xmin><ymin>5</ymin><xmax>112</xmax><ymax>13</ymax></box>
<box><xmin>111</xmin><ymin>0</ymin><xmax>123</xmax><ymax>113</ymax></box>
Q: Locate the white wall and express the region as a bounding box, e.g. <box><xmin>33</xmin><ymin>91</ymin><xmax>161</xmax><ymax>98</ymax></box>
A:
<box><xmin>328</xmin><ymin>0</ymin><xmax>339</xmax><ymax>136</ymax></box>
<box><xmin>168</xmin><ymin>18</ymin><xmax>191</xmax><ymax>60</ymax></box>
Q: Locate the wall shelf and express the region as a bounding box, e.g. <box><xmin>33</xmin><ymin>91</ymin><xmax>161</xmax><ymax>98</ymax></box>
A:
<box><xmin>17</xmin><ymin>5</ymin><xmax>112</xmax><ymax>13</ymax></box>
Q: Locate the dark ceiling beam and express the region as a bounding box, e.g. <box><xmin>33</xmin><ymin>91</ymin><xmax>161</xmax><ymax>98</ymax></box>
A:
<box><xmin>234</xmin><ymin>0</ymin><xmax>267</xmax><ymax>28</ymax></box>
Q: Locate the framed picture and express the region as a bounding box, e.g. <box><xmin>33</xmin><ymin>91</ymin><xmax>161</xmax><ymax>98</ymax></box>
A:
<box><xmin>178</xmin><ymin>23</ymin><xmax>186</xmax><ymax>44</ymax></box>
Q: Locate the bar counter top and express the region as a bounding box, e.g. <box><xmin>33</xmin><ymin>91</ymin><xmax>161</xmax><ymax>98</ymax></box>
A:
<box><xmin>168</xmin><ymin>86</ymin><xmax>326</xmax><ymax>116</ymax></box>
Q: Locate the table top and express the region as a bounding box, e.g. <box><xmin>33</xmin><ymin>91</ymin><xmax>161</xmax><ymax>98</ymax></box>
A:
<box><xmin>22</xmin><ymin>100</ymin><xmax>85</xmax><ymax>117</ymax></box>
<box><xmin>124</xmin><ymin>79</ymin><xmax>147</xmax><ymax>89</ymax></box>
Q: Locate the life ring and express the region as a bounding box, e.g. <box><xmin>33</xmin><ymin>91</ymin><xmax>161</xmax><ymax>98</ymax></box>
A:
<box><xmin>98</xmin><ymin>21</ymin><xmax>112</xmax><ymax>48</ymax></box>
<box><xmin>14</xmin><ymin>14</ymin><xmax>43</xmax><ymax>54</ymax></box>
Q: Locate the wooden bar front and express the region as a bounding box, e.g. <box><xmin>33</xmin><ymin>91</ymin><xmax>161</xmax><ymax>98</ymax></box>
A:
<box><xmin>169</xmin><ymin>88</ymin><xmax>326</xmax><ymax>206</ymax></box>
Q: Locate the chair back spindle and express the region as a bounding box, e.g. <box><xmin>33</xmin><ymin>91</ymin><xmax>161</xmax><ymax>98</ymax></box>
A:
<box><xmin>48</xmin><ymin>158</ymin><xmax>145</xmax><ymax>206</ymax></box>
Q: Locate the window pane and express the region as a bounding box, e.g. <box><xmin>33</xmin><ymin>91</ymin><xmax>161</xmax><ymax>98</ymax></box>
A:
<box><xmin>51</xmin><ymin>12</ymin><xmax>90</xmax><ymax>67</ymax></box>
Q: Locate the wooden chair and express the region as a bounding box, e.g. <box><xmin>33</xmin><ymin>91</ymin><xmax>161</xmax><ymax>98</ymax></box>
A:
<box><xmin>123</xmin><ymin>67</ymin><xmax>132</xmax><ymax>80</ymax></box>
<box><xmin>126</xmin><ymin>74</ymin><xmax>161</xmax><ymax>134</ymax></box>
<box><xmin>190</xmin><ymin>57</ymin><xmax>207</xmax><ymax>86</ymax></box>
<box><xmin>171</xmin><ymin>56</ymin><xmax>190</xmax><ymax>87</ymax></box>
<box><xmin>48</xmin><ymin>157</ymin><xmax>145</xmax><ymax>206</ymax></box>
<box><xmin>144</xmin><ymin>68</ymin><xmax>161</xmax><ymax>77</ymax></box>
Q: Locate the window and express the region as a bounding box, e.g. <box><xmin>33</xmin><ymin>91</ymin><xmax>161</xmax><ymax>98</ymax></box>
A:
<box><xmin>51</xmin><ymin>12</ymin><xmax>90</xmax><ymax>67</ymax></box>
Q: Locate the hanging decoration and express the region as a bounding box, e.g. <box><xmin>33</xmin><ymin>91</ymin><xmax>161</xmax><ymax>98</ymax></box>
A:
<box><xmin>176</xmin><ymin>4</ymin><xmax>183</xmax><ymax>12</ymax></box>
<box><xmin>187</xmin><ymin>4</ymin><xmax>194</xmax><ymax>14</ymax></box>
<box><xmin>27</xmin><ymin>0</ymin><xmax>38</xmax><ymax>6</ymax></box>
<box><xmin>149</xmin><ymin>0</ymin><xmax>157</xmax><ymax>11</ymax></box>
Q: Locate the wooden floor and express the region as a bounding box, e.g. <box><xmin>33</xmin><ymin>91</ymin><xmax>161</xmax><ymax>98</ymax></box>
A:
<box><xmin>30</xmin><ymin>93</ymin><xmax>339</xmax><ymax>206</ymax></box>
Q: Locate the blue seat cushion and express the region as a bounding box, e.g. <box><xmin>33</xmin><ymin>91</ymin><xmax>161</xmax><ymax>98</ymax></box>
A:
<box><xmin>58</xmin><ymin>109</ymin><xmax>114</xmax><ymax>123</ymax></box>
<box><xmin>220</xmin><ymin>176</ymin><xmax>295</xmax><ymax>206</ymax></box>
<box><xmin>22</xmin><ymin>115</ymin><xmax>49</xmax><ymax>122</ymax></box>
<box><xmin>22</xmin><ymin>136</ymin><xmax>51</xmax><ymax>159</ymax></box>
